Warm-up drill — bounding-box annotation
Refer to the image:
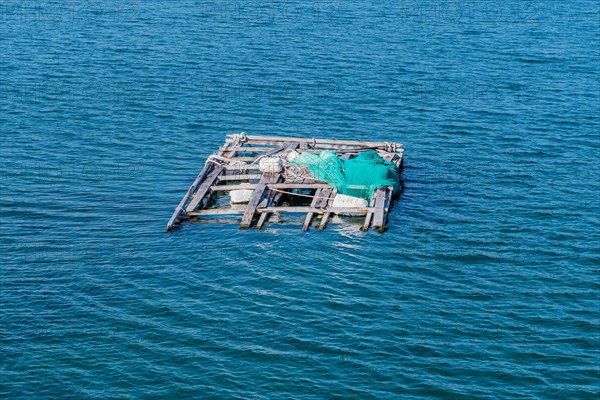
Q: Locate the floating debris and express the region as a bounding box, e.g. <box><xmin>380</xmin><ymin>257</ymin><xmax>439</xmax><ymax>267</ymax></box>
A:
<box><xmin>167</xmin><ymin>133</ymin><xmax>404</xmax><ymax>232</ymax></box>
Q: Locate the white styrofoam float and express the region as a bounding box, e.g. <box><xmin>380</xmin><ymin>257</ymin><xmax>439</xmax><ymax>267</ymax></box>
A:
<box><xmin>230</xmin><ymin>183</ymin><xmax>254</xmax><ymax>204</ymax></box>
<box><xmin>259</xmin><ymin>157</ymin><xmax>283</xmax><ymax>173</ymax></box>
<box><xmin>332</xmin><ymin>193</ymin><xmax>369</xmax><ymax>216</ymax></box>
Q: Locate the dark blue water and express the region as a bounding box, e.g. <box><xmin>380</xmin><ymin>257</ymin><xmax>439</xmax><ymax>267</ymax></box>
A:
<box><xmin>1</xmin><ymin>1</ymin><xmax>599</xmax><ymax>398</ymax></box>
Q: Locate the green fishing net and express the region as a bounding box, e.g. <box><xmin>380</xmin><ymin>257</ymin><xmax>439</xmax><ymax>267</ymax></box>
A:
<box><xmin>290</xmin><ymin>150</ymin><xmax>400</xmax><ymax>199</ymax></box>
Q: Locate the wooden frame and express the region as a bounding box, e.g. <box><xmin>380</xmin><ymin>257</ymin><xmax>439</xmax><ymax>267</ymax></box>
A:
<box><xmin>167</xmin><ymin>134</ymin><xmax>403</xmax><ymax>231</ymax></box>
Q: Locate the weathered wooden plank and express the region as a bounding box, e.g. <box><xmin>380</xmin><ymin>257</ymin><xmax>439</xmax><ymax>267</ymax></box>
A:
<box><xmin>255</xmin><ymin>173</ymin><xmax>304</xmax><ymax>230</ymax></box>
<box><xmin>239</xmin><ymin>174</ymin><xmax>275</xmax><ymax>228</ymax></box>
<box><xmin>224</xmin><ymin>164</ymin><xmax>259</xmax><ymax>171</ymax></box>
<box><xmin>220</xmin><ymin>156</ymin><xmax>260</xmax><ymax>162</ymax></box>
<box><xmin>210</xmin><ymin>184</ymin><xmax>258</xmax><ymax>191</ymax></box>
<box><xmin>318</xmin><ymin>213</ymin><xmax>331</xmax><ymax>230</ymax></box>
<box><xmin>226</xmin><ymin>134</ymin><xmax>402</xmax><ymax>148</ymax></box>
<box><xmin>185</xmin><ymin>164</ymin><xmax>225</xmax><ymax>213</ymax></box>
<box><xmin>226</xmin><ymin>147</ymin><xmax>374</xmax><ymax>156</ymax></box>
<box><xmin>256</xmin><ymin>192</ymin><xmax>281</xmax><ymax>230</ymax></box>
<box><xmin>190</xmin><ymin>205</ymin><xmax>372</xmax><ymax>217</ymax></box>
<box><xmin>166</xmin><ymin>160</ymin><xmax>214</xmax><ymax>231</ymax></box>
<box><xmin>233</xmin><ymin>140</ymin><xmax>393</xmax><ymax>151</ymax></box>
<box><xmin>362</xmin><ymin>211</ymin><xmax>374</xmax><ymax>231</ymax></box>
<box><xmin>315</xmin><ymin>188</ymin><xmax>333</xmax><ymax>208</ymax></box>
<box><xmin>317</xmin><ymin>189</ymin><xmax>336</xmax><ymax>230</ymax></box>
<box><xmin>210</xmin><ymin>183</ymin><xmax>332</xmax><ymax>191</ymax></box>
<box><xmin>302</xmin><ymin>212</ymin><xmax>314</xmax><ymax>231</ymax></box>
<box><xmin>256</xmin><ymin>211</ymin><xmax>269</xmax><ymax>229</ymax></box>
<box><xmin>219</xmin><ymin>174</ymin><xmax>262</xmax><ymax>181</ymax></box>
<box><xmin>184</xmin><ymin>145</ymin><xmax>237</xmax><ymax>214</ymax></box>
<box><xmin>383</xmin><ymin>187</ymin><xmax>393</xmax><ymax>230</ymax></box>
<box><xmin>258</xmin><ymin>206</ymin><xmax>371</xmax><ymax>213</ymax></box>
<box><xmin>265</xmin><ymin>144</ymin><xmax>290</xmax><ymax>155</ymax></box>
<box><xmin>167</xmin><ymin>143</ymin><xmax>233</xmax><ymax>230</ymax></box>
<box><xmin>371</xmin><ymin>187</ymin><xmax>388</xmax><ymax>232</ymax></box>
<box><xmin>361</xmin><ymin>190</ymin><xmax>378</xmax><ymax>231</ymax></box>
<box><xmin>221</xmin><ymin>146</ymin><xmax>275</xmax><ymax>153</ymax></box>
<box><xmin>188</xmin><ymin>208</ymin><xmax>246</xmax><ymax>216</ymax></box>
<box><xmin>256</xmin><ymin>177</ymin><xmax>285</xmax><ymax>230</ymax></box>
<box><xmin>302</xmin><ymin>188</ymin><xmax>324</xmax><ymax>231</ymax></box>
<box><xmin>270</xmin><ymin>183</ymin><xmax>330</xmax><ymax>189</ymax></box>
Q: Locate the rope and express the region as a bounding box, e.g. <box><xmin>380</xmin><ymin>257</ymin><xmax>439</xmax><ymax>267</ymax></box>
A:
<box><xmin>232</xmin><ymin>132</ymin><xmax>248</xmax><ymax>147</ymax></box>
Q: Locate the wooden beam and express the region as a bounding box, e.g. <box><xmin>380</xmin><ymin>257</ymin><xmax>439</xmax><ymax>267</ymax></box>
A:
<box><xmin>257</xmin><ymin>206</ymin><xmax>371</xmax><ymax>213</ymax></box>
<box><xmin>188</xmin><ymin>208</ymin><xmax>245</xmax><ymax>216</ymax></box>
<box><xmin>166</xmin><ymin>161</ymin><xmax>213</xmax><ymax>231</ymax></box>
<box><xmin>255</xmin><ymin>173</ymin><xmax>307</xmax><ymax>230</ymax></box>
<box><xmin>221</xmin><ymin>156</ymin><xmax>259</xmax><ymax>162</ymax></box>
<box><xmin>371</xmin><ymin>186</ymin><xmax>389</xmax><ymax>232</ymax></box>
<box><xmin>185</xmin><ymin>164</ymin><xmax>224</xmax><ymax>213</ymax></box>
<box><xmin>210</xmin><ymin>184</ymin><xmax>257</xmax><ymax>191</ymax></box>
<box><xmin>226</xmin><ymin>147</ymin><xmax>376</xmax><ymax>155</ymax></box>
<box><xmin>226</xmin><ymin>134</ymin><xmax>402</xmax><ymax>148</ymax></box>
<box><xmin>270</xmin><ymin>183</ymin><xmax>329</xmax><ymax>189</ymax></box>
<box><xmin>362</xmin><ymin>190</ymin><xmax>378</xmax><ymax>231</ymax></box>
<box><xmin>239</xmin><ymin>174</ymin><xmax>275</xmax><ymax>228</ymax></box>
<box><xmin>302</xmin><ymin>188</ymin><xmax>323</xmax><ymax>231</ymax></box>
<box><xmin>315</xmin><ymin>188</ymin><xmax>333</xmax><ymax>208</ymax></box>
<box><xmin>221</xmin><ymin>146</ymin><xmax>275</xmax><ymax>153</ymax></box>
<box><xmin>190</xmin><ymin>205</ymin><xmax>373</xmax><ymax>217</ymax></box>
<box><xmin>167</xmin><ymin>143</ymin><xmax>233</xmax><ymax>230</ymax></box>
<box><xmin>256</xmin><ymin>177</ymin><xmax>285</xmax><ymax>230</ymax></box>
<box><xmin>318</xmin><ymin>213</ymin><xmax>331</xmax><ymax>230</ymax></box>
<box><xmin>316</xmin><ymin>188</ymin><xmax>334</xmax><ymax>230</ymax></box>
<box><xmin>232</xmin><ymin>140</ymin><xmax>393</xmax><ymax>151</ymax></box>
<box><xmin>219</xmin><ymin>174</ymin><xmax>262</xmax><ymax>181</ymax></box>
<box><xmin>224</xmin><ymin>164</ymin><xmax>259</xmax><ymax>171</ymax></box>
<box><xmin>256</xmin><ymin>197</ymin><xmax>274</xmax><ymax>230</ymax></box>
<box><xmin>210</xmin><ymin>183</ymin><xmax>331</xmax><ymax>191</ymax></box>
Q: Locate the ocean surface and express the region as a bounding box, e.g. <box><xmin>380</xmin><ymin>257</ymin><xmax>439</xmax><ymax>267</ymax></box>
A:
<box><xmin>1</xmin><ymin>1</ymin><xmax>599</xmax><ymax>398</ymax></box>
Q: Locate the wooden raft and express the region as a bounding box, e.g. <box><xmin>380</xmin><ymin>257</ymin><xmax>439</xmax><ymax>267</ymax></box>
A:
<box><xmin>167</xmin><ymin>134</ymin><xmax>403</xmax><ymax>232</ymax></box>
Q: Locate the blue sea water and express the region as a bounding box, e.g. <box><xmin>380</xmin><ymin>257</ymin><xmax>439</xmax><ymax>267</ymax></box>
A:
<box><xmin>1</xmin><ymin>0</ymin><xmax>599</xmax><ymax>398</ymax></box>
